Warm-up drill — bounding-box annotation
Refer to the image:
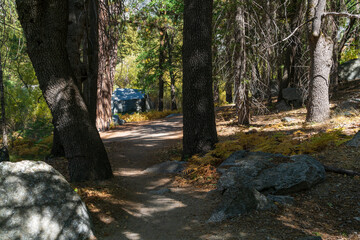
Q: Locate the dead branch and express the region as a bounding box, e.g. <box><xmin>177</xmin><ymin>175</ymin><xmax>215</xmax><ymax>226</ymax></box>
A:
<box><xmin>323</xmin><ymin>164</ymin><xmax>360</xmax><ymax>176</ymax></box>
<box><xmin>323</xmin><ymin>12</ymin><xmax>360</xmax><ymax>19</ymax></box>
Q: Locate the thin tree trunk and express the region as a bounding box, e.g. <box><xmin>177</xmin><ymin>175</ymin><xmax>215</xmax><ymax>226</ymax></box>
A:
<box><xmin>306</xmin><ymin>0</ymin><xmax>333</xmax><ymax>122</ymax></box>
<box><xmin>224</xmin><ymin>9</ymin><xmax>234</xmax><ymax>105</ymax></box>
<box><xmin>0</xmin><ymin>50</ymin><xmax>9</xmax><ymax>161</ymax></box>
<box><xmin>165</xmin><ymin>31</ymin><xmax>177</xmax><ymax>110</ymax></box>
<box><xmin>96</xmin><ymin>0</ymin><xmax>115</xmax><ymax>131</ymax></box>
<box><xmin>225</xmin><ymin>80</ymin><xmax>233</xmax><ymax>104</ymax></box>
<box><xmin>234</xmin><ymin>5</ymin><xmax>250</xmax><ymax>125</ymax></box>
<box><xmin>158</xmin><ymin>28</ymin><xmax>166</xmax><ymax>112</ymax></box>
<box><xmin>213</xmin><ymin>79</ymin><xmax>220</xmax><ymax>104</ymax></box>
<box><xmin>212</xmin><ymin>43</ymin><xmax>220</xmax><ymax>104</ymax></box>
<box><xmin>16</xmin><ymin>0</ymin><xmax>113</xmax><ymax>181</ymax></box>
<box><xmin>183</xmin><ymin>0</ymin><xmax>218</xmax><ymax>158</ymax></box>
<box><xmin>278</xmin><ymin>0</ymin><xmax>304</xmax><ymax>101</ymax></box>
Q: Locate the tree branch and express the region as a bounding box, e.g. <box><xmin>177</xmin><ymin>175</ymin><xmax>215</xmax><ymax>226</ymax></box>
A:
<box><xmin>323</xmin><ymin>12</ymin><xmax>360</xmax><ymax>19</ymax></box>
<box><xmin>312</xmin><ymin>0</ymin><xmax>327</xmax><ymax>38</ymax></box>
<box><xmin>323</xmin><ymin>164</ymin><xmax>360</xmax><ymax>176</ymax></box>
<box><xmin>269</xmin><ymin>19</ymin><xmax>313</xmax><ymax>47</ymax></box>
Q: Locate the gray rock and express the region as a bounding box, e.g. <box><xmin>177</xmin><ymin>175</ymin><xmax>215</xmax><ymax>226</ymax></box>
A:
<box><xmin>0</xmin><ymin>161</ymin><xmax>94</xmax><ymax>240</ymax></box>
<box><xmin>112</xmin><ymin>115</ymin><xmax>126</xmax><ymax>126</ymax></box>
<box><xmin>282</xmin><ymin>88</ymin><xmax>302</xmax><ymax>102</ymax></box>
<box><xmin>112</xmin><ymin>114</ymin><xmax>120</xmax><ymax>125</ymax></box>
<box><xmin>281</xmin><ymin>88</ymin><xmax>303</xmax><ymax>108</ymax></box>
<box><xmin>254</xmin><ymin>155</ymin><xmax>326</xmax><ymax>194</ymax></box>
<box><xmin>276</xmin><ymin>100</ymin><xmax>292</xmax><ymax>111</ymax></box>
<box><xmin>217</xmin><ymin>150</ymin><xmax>247</xmax><ymax>174</ymax></box>
<box><xmin>346</xmin><ymin>131</ymin><xmax>360</xmax><ymax>147</ymax></box>
<box><xmin>143</xmin><ymin>161</ymin><xmax>186</xmax><ymax>174</ymax></box>
<box><xmin>336</xmin><ymin>100</ymin><xmax>360</xmax><ymax>111</ymax></box>
<box><xmin>210</xmin><ymin>152</ymin><xmax>325</xmax><ymax>222</ymax></box>
<box><xmin>338</xmin><ymin>58</ymin><xmax>360</xmax><ymax>82</ymax></box>
<box><xmin>218</xmin><ymin>152</ymin><xmax>325</xmax><ymax>195</ymax></box>
<box><xmin>166</xmin><ymin>113</ymin><xmax>182</xmax><ymax>118</ymax></box>
<box><xmin>281</xmin><ymin>117</ymin><xmax>296</xmax><ymax>122</ymax></box>
<box><xmin>267</xmin><ymin>195</ymin><xmax>294</xmax><ymax>206</ymax></box>
<box><xmin>217</xmin><ymin>152</ymin><xmax>282</xmax><ymax>191</ymax></box>
<box><xmin>207</xmin><ymin>187</ymin><xmax>273</xmax><ymax>223</ymax></box>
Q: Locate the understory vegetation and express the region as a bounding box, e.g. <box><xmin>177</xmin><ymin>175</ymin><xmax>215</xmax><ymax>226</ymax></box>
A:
<box><xmin>118</xmin><ymin>109</ymin><xmax>181</xmax><ymax>123</ymax></box>
<box><xmin>175</xmin><ymin>105</ymin><xmax>360</xmax><ymax>187</ymax></box>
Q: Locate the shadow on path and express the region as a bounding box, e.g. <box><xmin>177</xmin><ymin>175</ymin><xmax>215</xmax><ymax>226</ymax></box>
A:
<box><xmin>90</xmin><ymin>116</ymin><xmax>321</xmax><ymax>240</ymax></box>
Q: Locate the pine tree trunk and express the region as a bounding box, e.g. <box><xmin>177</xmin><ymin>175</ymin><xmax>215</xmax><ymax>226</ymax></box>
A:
<box><xmin>0</xmin><ymin>50</ymin><xmax>9</xmax><ymax>161</ymax></box>
<box><xmin>225</xmin><ymin>80</ymin><xmax>233</xmax><ymax>104</ymax></box>
<box><xmin>51</xmin><ymin>0</ymin><xmax>87</xmax><ymax>157</ymax></box>
<box><xmin>306</xmin><ymin>35</ymin><xmax>333</xmax><ymax>122</ymax></box>
<box><xmin>83</xmin><ymin>0</ymin><xmax>99</xmax><ymax>126</ymax></box>
<box><xmin>158</xmin><ymin>28</ymin><xmax>166</xmax><ymax>112</ymax></box>
<box><xmin>306</xmin><ymin>0</ymin><xmax>333</xmax><ymax>122</ymax></box>
<box><xmin>234</xmin><ymin>5</ymin><xmax>250</xmax><ymax>125</ymax></box>
<box><xmin>165</xmin><ymin>32</ymin><xmax>177</xmax><ymax>110</ymax></box>
<box><xmin>16</xmin><ymin>0</ymin><xmax>113</xmax><ymax>181</ymax></box>
<box><xmin>67</xmin><ymin>0</ymin><xmax>86</xmax><ymax>89</ymax></box>
<box><xmin>182</xmin><ymin>0</ymin><xmax>218</xmax><ymax>157</ymax></box>
<box><xmin>96</xmin><ymin>0</ymin><xmax>115</xmax><ymax>131</ymax></box>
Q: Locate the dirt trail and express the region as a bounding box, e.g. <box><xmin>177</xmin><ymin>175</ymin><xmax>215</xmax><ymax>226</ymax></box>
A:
<box><xmin>95</xmin><ymin>116</ymin><xmax>216</xmax><ymax>240</ymax></box>
<box><xmin>88</xmin><ymin>115</ymin><xmax>356</xmax><ymax>240</ymax></box>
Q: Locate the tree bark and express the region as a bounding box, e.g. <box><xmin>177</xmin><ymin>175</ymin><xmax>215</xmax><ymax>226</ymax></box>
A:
<box><xmin>50</xmin><ymin>121</ymin><xmax>65</xmax><ymax>157</ymax></box>
<box><xmin>306</xmin><ymin>0</ymin><xmax>333</xmax><ymax>122</ymax></box>
<box><xmin>67</xmin><ymin>0</ymin><xmax>86</xmax><ymax>89</ymax></box>
<box><xmin>158</xmin><ymin>28</ymin><xmax>166</xmax><ymax>112</ymax></box>
<box><xmin>96</xmin><ymin>0</ymin><xmax>116</xmax><ymax>131</ymax></box>
<box><xmin>0</xmin><ymin>50</ymin><xmax>9</xmax><ymax>161</ymax></box>
<box><xmin>165</xmin><ymin>31</ymin><xmax>177</xmax><ymax>110</ymax></box>
<box><xmin>278</xmin><ymin>0</ymin><xmax>305</xmax><ymax>101</ymax></box>
<box><xmin>16</xmin><ymin>0</ymin><xmax>113</xmax><ymax>181</ymax></box>
<box><xmin>183</xmin><ymin>0</ymin><xmax>218</xmax><ymax>158</ymax></box>
<box><xmin>225</xmin><ymin>80</ymin><xmax>233</xmax><ymax>104</ymax></box>
<box><xmin>83</xmin><ymin>0</ymin><xmax>99</xmax><ymax>126</ymax></box>
<box><xmin>51</xmin><ymin>0</ymin><xmax>87</xmax><ymax>157</ymax></box>
<box><xmin>234</xmin><ymin>5</ymin><xmax>250</xmax><ymax>125</ymax></box>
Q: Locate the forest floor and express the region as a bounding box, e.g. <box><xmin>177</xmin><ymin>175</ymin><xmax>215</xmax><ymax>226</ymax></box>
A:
<box><xmin>51</xmin><ymin>82</ymin><xmax>360</xmax><ymax>240</ymax></box>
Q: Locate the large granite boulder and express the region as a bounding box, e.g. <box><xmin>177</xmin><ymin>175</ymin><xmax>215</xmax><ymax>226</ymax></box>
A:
<box><xmin>0</xmin><ymin>161</ymin><xmax>94</xmax><ymax>240</ymax></box>
<box><xmin>276</xmin><ymin>88</ymin><xmax>303</xmax><ymax>111</ymax></box>
<box><xmin>276</xmin><ymin>100</ymin><xmax>292</xmax><ymax>111</ymax></box>
<box><xmin>338</xmin><ymin>58</ymin><xmax>360</xmax><ymax>82</ymax></box>
<box><xmin>210</xmin><ymin>151</ymin><xmax>325</xmax><ymax>222</ymax></box>
<box><xmin>208</xmin><ymin>187</ymin><xmax>272</xmax><ymax>223</ymax></box>
<box><xmin>112</xmin><ymin>115</ymin><xmax>126</xmax><ymax>126</ymax></box>
<box><xmin>218</xmin><ymin>152</ymin><xmax>325</xmax><ymax>194</ymax></box>
<box><xmin>335</xmin><ymin>99</ymin><xmax>360</xmax><ymax>112</ymax></box>
<box><xmin>346</xmin><ymin>131</ymin><xmax>360</xmax><ymax>147</ymax></box>
<box><xmin>282</xmin><ymin>88</ymin><xmax>302</xmax><ymax>102</ymax></box>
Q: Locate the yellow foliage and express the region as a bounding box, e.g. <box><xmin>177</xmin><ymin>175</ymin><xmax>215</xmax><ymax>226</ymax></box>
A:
<box><xmin>10</xmin><ymin>135</ymin><xmax>53</xmax><ymax>160</ymax></box>
<box><xmin>182</xmin><ymin>128</ymin><xmax>352</xmax><ymax>186</ymax></box>
<box><xmin>119</xmin><ymin>110</ymin><xmax>181</xmax><ymax>122</ymax></box>
<box><xmin>40</xmin><ymin>135</ymin><xmax>53</xmax><ymax>145</ymax></box>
